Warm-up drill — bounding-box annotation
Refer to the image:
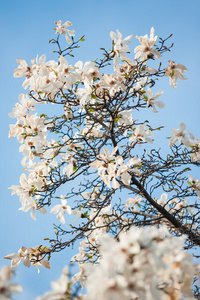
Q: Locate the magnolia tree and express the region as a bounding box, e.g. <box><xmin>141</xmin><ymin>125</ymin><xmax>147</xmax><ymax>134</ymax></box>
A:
<box><xmin>2</xmin><ymin>20</ymin><xmax>200</xmax><ymax>299</ymax></box>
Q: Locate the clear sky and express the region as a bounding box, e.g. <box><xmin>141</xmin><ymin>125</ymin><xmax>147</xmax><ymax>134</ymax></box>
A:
<box><xmin>1</xmin><ymin>0</ymin><xmax>200</xmax><ymax>299</ymax></box>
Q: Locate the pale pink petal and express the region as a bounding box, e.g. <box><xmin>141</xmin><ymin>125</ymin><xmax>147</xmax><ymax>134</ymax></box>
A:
<box><xmin>169</xmin><ymin>136</ymin><xmax>178</xmax><ymax>147</ymax></box>
<box><xmin>4</xmin><ymin>253</ymin><xmax>19</xmax><ymax>260</ymax></box>
<box><xmin>9</xmin><ymin>284</ymin><xmax>23</xmax><ymax>293</ymax></box>
<box><xmin>30</xmin><ymin>208</ymin><xmax>36</xmax><ymax>220</ymax></box>
<box><xmin>57</xmin><ymin>210</ymin><xmax>66</xmax><ymax>224</ymax></box>
<box><xmin>121</xmin><ymin>172</ymin><xmax>131</xmax><ymax>185</ymax></box>
<box><xmin>154</xmin><ymin>100</ymin><xmax>165</xmax><ymax>108</ymax></box>
<box><xmin>151</xmin><ymin>49</ymin><xmax>162</xmax><ymax>59</ymax></box>
<box><xmin>112</xmin><ymin>178</ymin><xmax>120</xmax><ymax>189</ymax></box>
<box><xmin>50</xmin><ymin>205</ymin><xmax>62</xmax><ymax>214</ymax></box>
<box><xmin>128</xmin><ymin>157</ymin><xmax>141</xmax><ymax>167</ymax></box>
<box><xmin>176</xmin><ymin>64</ymin><xmax>188</xmax><ymax>71</ymax></box>
<box><xmin>66</xmin><ymin>206</ymin><xmax>72</xmax><ymax>215</ymax></box>
<box><xmin>41</xmin><ymin>259</ymin><xmax>50</xmax><ymax>269</ymax></box>
<box><xmin>90</xmin><ymin>161</ymin><xmax>103</xmax><ymax>169</ymax></box>
<box><xmin>110</xmin><ymin>31</ymin><xmax>117</xmax><ymax>40</ymax></box>
<box><xmin>38</xmin><ymin>207</ymin><xmax>47</xmax><ymax>214</ymax></box>
<box><xmin>180</xmin><ymin>122</ymin><xmax>186</xmax><ymax>132</ymax></box>
<box><xmin>182</xmin><ymin>137</ymin><xmax>191</xmax><ymax>147</ymax></box>
<box><xmin>23</xmin><ymin>256</ymin><xmax>31</xmax><ymax>268</ymax></box>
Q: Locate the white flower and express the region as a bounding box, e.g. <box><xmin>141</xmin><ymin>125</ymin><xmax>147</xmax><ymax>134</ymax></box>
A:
<box><xmin>14</xmin><ymin>58</ymin><xmax>35</xmax><ymax>78</ymax></box>
<box><xmin>118</xmin><ymin>157</ymin><xmax>141</xmax><ymax>185</ymax></box>
<box><xmin>165</xmin><ymin>60</ymin><xmax>187</xmax><ymax>88</ymax></box>
<box><xmin>8</xmin><ymin>94</ymin><xmax>36</xmax><ymax>121</ymax></box>
<box><xmin>110</xmin><ymin>30</ymin><xmax>134</xmax><ymax>66</ymax></box>
<box><xmin>55</xmin><ymin>20</ymin><xmax>75</xmax><ymax>43</ymax></box>
<box><xmin>9</xmin><ymin>173</ymin><xmax>35</xmax><ymax>203</ymax></box>
<box><xmin>145</xmin><ymin>87</ymin><xmax>164</xmax><ymax>113</ymax></box>
<box><xmin>81</xmin><ymin>117</ymin><xmax>103</xmax><ymax>139</ymax></box>
<box><xmin>125</xmin><ymin>196</ymin><xmax>142</xmax><ymax>211</ymax></box>
<box><xmin>134</xmin><ymin>27</ymin><xmax>161</xmax><ymax>61</ymax></box>
<box><xmin>80</xmin><ymin>61</ymin><xmax>102</xmax><ymax>84</ymax></box>
<box><xmin>171</xmin><ymin>198</ymin><xmax>194</xmax><ymax>215</ymax></box>
<box><xmin>105</xmin><ymin>163</ymin><xmax>120</xmax><ymax>189</ymax></box>
<box><xmin>157</xmin><ymin>193</ymin><xmax>170</xmax><ymax>211</ymax></box>
<box><xmin>117</xmin><ymin>110</ymin><xmax>134</xmax><ymax>126</ymax></box>
<box><xmin>19</xmin><ymin>197</ymin><xmax>47</xmax><ymax>221</ymax></box>
<box><xmin>4</xmin><ymin>247</ymin><xmax>31</xmax><ymax>269</ymax></box>
<box><xmin>169</xmin><ymin>122</ymin><xmax>194</xmax><ymax>148</ymax></box>
<box><xmin>90</xmin><ymin>147</ymin><xmax>121</xmax><ymax>189</ymax></box>
<box><xmin>76</xmin><ymin>78</ymin><xmax>93</xmax><ymax>106</ymax></box>
<box><xmin>50</xmin><ymin>197</ymin><xmax>72</xmax><ymax>224</ymax></box>
<box><xmin>114</xmin><ymin>62</ymin><xmax>135</xmax><ymax>74</ymax></box>
<box><xmin>129</xmin><ymin>124</ymin><xmax>154</xmax><ymax>144</ymax></box>
<box><xmin>62</xmin><ymin>156</ymin><xmax>77</xmax><ymax>177</ymax></box>
<box><xmin>129</xmin><ymin>77</ymin><xmax>147</xmax><ymax>94</ymax></box>
<box><xmin>91</xmin><ymin>149</ymin><xmax>141</xmax><ymax>188</ymax></box>
<box><xmin>90</xmin><ymin>147</ymin><xmax>119</xmax><ymax>166</ymax></box>
<box><xmin>29</xmin><ymin>246</ymin><xmax>50</xmax><ymax>273</ymax></box>
<box><xmin>188</xmin><ymin>175</ymin><xmax>200</xmax><ymax>199</ymax></box>
<box><xmin>191</xmin><ymin>139</ymin><xmax>200</xmax><ymax>162</ymax></box>
<box><xmin>99</xmin><ymin>73</ymin><xmax>126</xmax><ymax>97</ymax></box>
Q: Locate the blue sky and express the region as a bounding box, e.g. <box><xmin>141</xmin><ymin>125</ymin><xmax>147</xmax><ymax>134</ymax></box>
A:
<box><xmin>1</xmin><ymin>0</ymin><xmax>200</xmax><ymax>299</ymax></box>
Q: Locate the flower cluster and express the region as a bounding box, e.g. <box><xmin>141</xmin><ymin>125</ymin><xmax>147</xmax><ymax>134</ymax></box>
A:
<box><xmin>156</xmin><ymin>193</ymin><xmax>194</xmax><ymax>216</ymax></box>
<box><xmin>4</xmin><ymin>246</ymin><xmax>50</xmax><ymax>273</ymax></box>
<box><xmin>85</xmin><ymin>226</ymin><xmax>198</xmax><ymax>300</ymax></box>
<box><xmin>90</xmin><ymin>147</ymin><xmax>141</xmax><ymax>189</ymax></box>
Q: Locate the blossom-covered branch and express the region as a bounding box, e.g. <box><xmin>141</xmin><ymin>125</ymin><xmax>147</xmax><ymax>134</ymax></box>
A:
<box><xmin>7</xmin><ymin>20</ymin><xmax>200</xmax><ymax>299</ymax></box>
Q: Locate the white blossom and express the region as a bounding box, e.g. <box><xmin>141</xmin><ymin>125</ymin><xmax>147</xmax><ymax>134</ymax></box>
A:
<box><xmin>134</xmin><ymin>27</ymin><xmax>161</xmax><ymax>61</ymax></box>
<box><xmin>145</xmin><ymin>87</ymin><xmax>164</xmax><ymax>113</ymax></box>
<box><xmin>129</xmin><ymin>124</ymin><xmax>154</xmax><ymax>144</ymax></box>
<box><xmin>125</xmin><ymin>196</ymin><xmax>142</xmax><ymax>211</ymax></box>
<box><xmin>188</xmin><ymin>175</ymin><xmax>200</xmax><ymax>199</ymax></box>
<box><xmin>165</xmin><ymin>60</ymin><xmax>187</xmax><ymax>88</ymax></box>
<box><xmin>50</xmin><ymin>197</ymin><xmax>72</xmax><ymax>224</ymax></box>
<box><xmin>169</xmin><ymin>122</ymin><xmax>194</xmax><ymax>148</ymax></box>
<box><xmin>110</xmin><ymin>30</ymin><xmax>134</xmax><ymax>66</ymax></box>
<box><xmin>55</xmin><ymin>20</ymin><xmax>75</xmax><ymax>43</ymax></box>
